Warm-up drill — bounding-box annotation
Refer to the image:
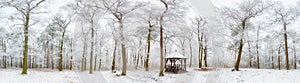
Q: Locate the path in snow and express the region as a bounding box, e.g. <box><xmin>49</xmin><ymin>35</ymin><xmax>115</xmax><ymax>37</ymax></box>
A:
<box><xmin>77</xmin><ymin>71</ymin><xmax>108</xmax><ymax>83</ymax></box>
<box><xmin>206</xmin><ymin>70</ymin><xmax>223</xmax><ymax>83</ymax></box>
<box><xmin>174</xmin><ymin>71</ymin><xmax>195</xmax><ymax>83</ymax></box>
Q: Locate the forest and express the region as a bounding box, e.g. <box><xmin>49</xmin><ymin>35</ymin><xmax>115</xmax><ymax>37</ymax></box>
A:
<box><xmin>0</xmin><ymin>0</ymin><xmax>300</xmax><ymax>82</ymax></box>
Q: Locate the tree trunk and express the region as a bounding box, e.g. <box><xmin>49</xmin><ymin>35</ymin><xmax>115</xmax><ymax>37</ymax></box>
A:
<box><xmin>198</xmin><ymin>36</ymin><xmax>203</xmax><ymax>68</ymax></box>
<box><xmin>271</xmin><ymin>49</ymin><xmax>275</xmax><ymax>69</ymax></box>
<box><xmin>159</xmin><ymin>0</ymin><xmax>168</xmax><ymax>77</ymax></box>
<box><xmin>278</xmin><ymin>47</ymin><xmax>281</xmax><ymax>70</ymax></box>
<box><xmin>234</xmin><ymin>39</ymin><xmax>244</xmax><ymax>71</ymax></box>
<box><xmin>145</xmin><ymin>20</ymin><xmax>152</xmax><ymax>71</ymax></box>
<box><xmin>248</xmin><ymin>42</ymin><xmax>252</xmax><ymax>68</ymax></box>
<box><xmin>82</xmin><ymin>34</ymin><xmax>87</xmax><ymax>71</ymax></box>
<box><xmin>234</xmin><ymin>19</ymin><xmax>246</xmax><ymax>71</ymax></box>
<box><xmin>51</xmin><ymin>32</ymin><xmax>54</xmax><ymax>70</ymax></box>
<box><xmin>111</xmin><ymin>40</ymin><xmax>117</xmax><ymax>72</ymax></box>
<box><xmin>70</xmin><ymin>39</ymin><xmax>73</xmax><ymax>70</ymax></box>
<box><xmin>256</xmin><ymin>27</ymin><xmax>260</xmax><ymax>69</ymax></box>
<box><xmin>70</xmin><ymin>56</ymin><xmax>73</xmax><ymax>70</ymax></box>
<box><xmin>136</xmin><ymin>50</ymin><xmax>140</xmax><ymax>69</ymax></box>
<box><xmin>32</xmin><ymin>56</ymin><xmax>35</xmax><ymax>68</ymax></box>
<box><xmin>46</xmin><ymin>37</ymin><xmax>50</xmax><ymax>68</ymax></box>
<box><xmin>10</xmin><ymin>57</ymin><xmax>13</xmax><ymax>68</ymax></box>
<box><xmin>94</xmin><ymin>55</ymin><xmax>97</xmax><ymax>71</ymax></box>
<box><xmin>283</xmin><ymin>24</ymin><xmax>289</xmax><ymax>70</ymax></box>
<box><xmin>2</xmin><ymin>39</ymin><xmax>6</xmax><ymax>69</ymax></box>
<box><xmin>204</xmin><ymin>46</ymin><xmax>208</xmax><ymax>67</ymax></box>
<box><xmin>89</xmin><ymin>25</ymin><xmax>94</xmax><ymax>74</ymax></box>
<box><xmin>189</xmin><ymin>39</ymin><xmax>193</xmax><ymax>68</ymax></box>
<box><xmin>256</xmin><ymin>44</ymin><xmax>260</xmax><ymax>69</ymax></box>
<box><xmin>119</xmin><ymin>20</ymin><xmax>127</xmax><ymax>76</ymax></box>
<box><xmin>3</xmin><ymin>56</ymin><xmax>6</xmax><ymax>69</ymax></box>
<box><xmin>293</xmin><ymin>42</ymin><xmax>297</xmax><ymax>69</ymax></box>
<box><xmin>21</xmin><ymin>14</ymin><xmax>29</xmax><ymax>74</ymax></box>
<box><xmin>58</xmin><ymin>29</ymin><xmax>66</xmax><ymax>71</ymax></box>
<box><xmin>159</xmin><ymin>19</ymin><xmax>164</xmax><ymax>76</ymax></box>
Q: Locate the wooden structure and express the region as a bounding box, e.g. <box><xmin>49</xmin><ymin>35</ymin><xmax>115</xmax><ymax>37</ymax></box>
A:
<box><xmin>165</xmin><ymin>52</ymin><xmax>187</xmax><ymax>73</ymax></box>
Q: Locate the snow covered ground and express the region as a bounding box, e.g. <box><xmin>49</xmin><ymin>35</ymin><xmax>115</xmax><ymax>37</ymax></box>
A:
<box><xmin>0</xmin><ymin>69</ymin><xmax>81</xmax><ymax>83</ymax></box>
<box><xmin>1</xmin><ymin>68</ymin><xmax>300</xmax><ymax>83</ymax></box>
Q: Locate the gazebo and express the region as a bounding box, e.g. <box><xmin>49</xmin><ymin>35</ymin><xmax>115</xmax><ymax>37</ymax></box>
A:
<box><xmin>165</xmin><ymin>52</ymin><xmax>187</xmax><ymax>73</ymax></box>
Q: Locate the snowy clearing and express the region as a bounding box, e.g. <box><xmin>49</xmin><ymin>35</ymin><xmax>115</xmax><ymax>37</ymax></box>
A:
<box><xmin>1</xmin><ymin>68</ymin><xmax>300</xmax><ymax>83</ymax></box>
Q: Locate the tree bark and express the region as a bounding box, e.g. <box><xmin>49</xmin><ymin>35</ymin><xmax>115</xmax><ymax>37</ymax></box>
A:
<box><xmin>198</xmin><ymin>32</ymin><xmax>203</xmax><ymax>68</ymax></box>
<box><xmin>2</xmin><ymin>39</ymin><xmax>6</xmax><ymax>68</ymax></box>
<box><xmin>293</xmin><ymin>42</ymin><xmax>297</xmax><ymax>69</ymax></box>
<box><xmin>234</xmin><ymin>19</ymin><xmax>246</xmax><ymax>71</ymax></box>
<box><xmin>89</xmin><ymin>23</ymin><xmax>95</xmax><ymax>74</ymax></box>
<box><xmin>58</xmin><ymin>29</ymin><xmax>66</xmax><ymax>71</ymax></box>
<box><xmin>204</xmin><ymin>46</ymin><xmax>208</xmax><ymax>67</ymax></box>
<box><xmin>94</xmin><ymin>55</ymin><xmax>97</xmax><ymax>71</ymax></box>
<box><xmin>189</xmin><ymin>38</ymin><xmax>193</xmax><ymax>68</ymax></box>
<box><xmin>283</xmin><ymin>24</ymin><xmax>290</xmax><ymax>70</ymax></box>
<box><xmin>248</xmin><ymin>42</ymin><xmax>252</xmax><ymax>68</ymax></box>
<box><xmin>159</xmin><ymin>16</ymin><xmax>164</xmax><ymax>76</ymax></box>
<box><xmin>145</xmin><ymin>20</ymin><xmax>152</xmax><ymax>71</ymax></box>
<box><xmin>46</xmin><ymin>37</ymin><xmax>50</xmax><ymax>68</ymax></box>
<box><xmin>234</xmin><ymin>39</ymin><xmax>244</xmax><ymax>71</ymax></box>
<box><xmin>118</xmin><ymin>19</ymin><xmax>127</xmax><ymax>76</ymax></box>
<box><xmin>70</xmin><ymin>56</ymin><xmax>73</xmax><ymax>70</ymax></box>
<box><xmin>256</xmin><ymin>27</ymin><xmax>260</xmax><ymax>69</ymax></box>
<box><xmin>271</xmin><ymin>49</ymin><xmax>275</xmax><ymax>69</ymax></box>
<box><xmin>111</xmin><ymin>40</ymin><xmax>117</xmax><ymax>72</ymax></box>
<box><xmin>82</xmin><ymin>34</ymin><xmax>87</xmax><ymax>71</ymax></box>
<box><xmin>21</xmin><ymin>14</ymin><xmax>29</xmax><ymax>74</ymax></box>
<box><xmin>278</xmin><ymin>47</ymin><xmax>281</xmax><ymax>70</ymax></box>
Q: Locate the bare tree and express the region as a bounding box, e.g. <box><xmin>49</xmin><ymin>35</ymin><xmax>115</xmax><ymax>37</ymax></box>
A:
<box><xmin>221</xmin><ymin>0</ymin><xmax>271</xmax><ymax>71</ymax></box>
<box><xmin>3</xmin><ymin>0</ymin><xmax>46</xmax><ymax>74</ymax></box>
<box><xmin>270</xmin><ymin>2</ymin><xmax>300</xmax><ymax>70</ymax></box>
<box><xmin>98</xmin><ymin>0</ymin><xmax>142</xmax><ymax>76</ymax></box>
<box><xmin>191</xmin><ymin>16</ymin><xmax>206</xmax><ymax>68</ymax></box>
<box><xmin>48</xmin><ymin>14</ymin><xmax>71</xmax><ymax>71</ymax></box>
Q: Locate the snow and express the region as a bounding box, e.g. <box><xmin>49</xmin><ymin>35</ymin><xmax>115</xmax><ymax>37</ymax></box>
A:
<box><xmin>1</xmin><ymin>68</ymin><xmax>300</xmax><ymax>83</ymax></box>
<box><xmin>0</xmin><ymin>69</ymin><xmax>80</xmax><ymax>83</ymax></box>
<box><xmin>165</xmin><ymin>52</ymin><xmax>186</xmax><ymax>59</ymax></box>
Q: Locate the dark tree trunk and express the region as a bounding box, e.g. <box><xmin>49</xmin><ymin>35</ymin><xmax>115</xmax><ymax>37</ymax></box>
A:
<box><xmin>293</xmin><ymin>42</ymin><xmax>297</xmax><ymax>69</ymax></box>
<box><xmin>58</xmin><ymin>29</ymin><xmax>66</xmax><ymax>71</ymax></box>
<box><xmin>278</xmin><ymin>47</ymin><xmax>281</xmax><ymax>70</ymax></box>
<box><xmin>111</xmin><ymin>40</ymin><xmax>117</xmax><ymax>72</ymax></box>
<box><xmin>283</xmin><ymin>24</ymin><xmax>289</xmax><ymax>70</ymax></box>
<box><xmin>89</xmin><ymin>25</ymin><xmax>95</xmax><ymax>74</ymax></box>
<box><xmin>256</xmin><ymin>27</ymin><xmax>260</xmax><ymax>69</ymax></box>
<box><xmin>70</xmin><ymin>56</ymin><xmax>73</xmax><ymax>70</ymax></box>
<box><xmin>21</xmin><ymin>14</ymin><xmax>29</xmax><ymax>74</ymax></box>
<box><xmin>145</xmin><ymin>20</ymin><xmax>152</xmax><ymax>71</ymax></box>
<box><xmin>46</xmin><ymin>37</ymin><xmax>50</xmax><ymax>68</ymax></box>
<box><xmin>234</xmin><ymin>39</ymin><xmax>244</xmax><ymax>71</ymax></box>
<box><xmin>234</xmin><ymin>19</ymin><xmax>246</xmax><ymax>71</ymax></box>
<box><xmin>204</xmin><ymin>46</ymin><xmax>208</xmax><ymax>67</ymax></box>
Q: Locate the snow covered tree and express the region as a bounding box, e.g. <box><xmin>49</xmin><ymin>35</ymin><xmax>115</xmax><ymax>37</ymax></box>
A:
<box><xmin>97</xmin><ymin>0</ymin><xmax>143</xmax><ymax>76</ymax></box>
<box><xmin>2</xmin><ymin>0</ymin><xmax>46</xmax><ymax>74</ymax></box>
<box><xmin>47</xmin><ymin>14</ymin><xmax>71</xmax><ymax>71</ymax></box>
<box><xmin>269</xmin><ymin>2</ymin><xmax>300</xmax><ymax>70</ymax></box>
<box><xmin>191</xmin><ymin>16</ymin><xmax>206</xmax><ymax>68</ymax></box>
<box><xmin>221</xmin><ymin>0</ymin><xmax>271</xmax><ymax>71</ymax></box>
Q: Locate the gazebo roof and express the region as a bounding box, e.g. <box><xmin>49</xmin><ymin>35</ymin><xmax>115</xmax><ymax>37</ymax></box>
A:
<box><xmin>165</xmin><ymin>52</ymin><xmax>186</xmax><ymax>59</ymax></box>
